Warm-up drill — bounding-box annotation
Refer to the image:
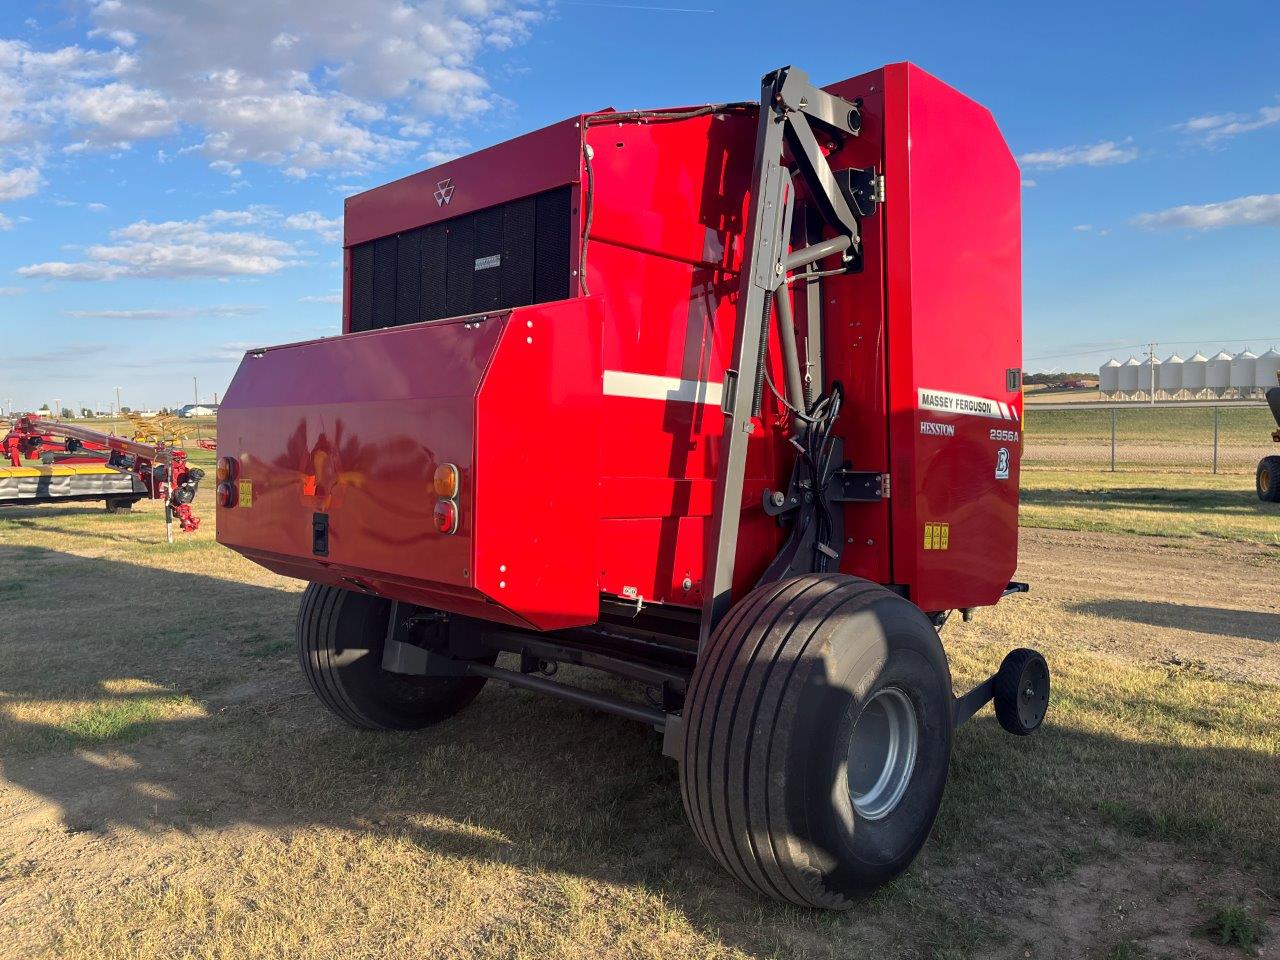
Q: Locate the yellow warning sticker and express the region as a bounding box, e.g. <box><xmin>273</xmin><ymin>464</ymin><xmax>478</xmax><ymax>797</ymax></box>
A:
<box><xmin>922</xmin><ymin>521</ymin><xmax>950</xmax><ymax>550</ymax></box>
<box><xmin>238</xmin><ymin>479</ymin><xmax>253</xmax><ymax>507</ymax></box>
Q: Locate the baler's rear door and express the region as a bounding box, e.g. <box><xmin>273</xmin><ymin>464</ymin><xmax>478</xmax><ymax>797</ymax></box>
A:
<box><xmin>880</xmin><ymin>64</ymin><xmax>1023</xmax><ymax>612</ymax></box>
<box><xmin>217</xmin><ymin>299</ymin><xmax>603</xmax><ymax>631</ymax></box>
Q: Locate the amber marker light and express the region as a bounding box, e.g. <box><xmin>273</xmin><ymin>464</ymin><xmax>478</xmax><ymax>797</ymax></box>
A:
<box><xmin>434</xmin><ymin>462</ymin><xmax>460</xmax><ymax>498</ymax></box>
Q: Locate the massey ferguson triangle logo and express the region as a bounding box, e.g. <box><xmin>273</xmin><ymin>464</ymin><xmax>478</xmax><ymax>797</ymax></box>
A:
<box><xmin>434</xmin><ymin>178</ymin><xmax>454</xmax><ymax>206</ymax></box>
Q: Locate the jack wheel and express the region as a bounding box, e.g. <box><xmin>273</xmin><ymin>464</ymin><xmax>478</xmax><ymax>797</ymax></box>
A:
<box><xmin>993</xmin><ymin>648</ymin><xmax>1050</xmax><ymax>736</ymax></box>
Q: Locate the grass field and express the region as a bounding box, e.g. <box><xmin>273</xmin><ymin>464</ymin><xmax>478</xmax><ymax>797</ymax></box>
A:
<box><xmin>0</xmin><ymin>473</ymin><xmax>1276</xmax><ymax>959</ymax></box>
<box><xmin>1022</xmin><ymin>470</ymin><xmax>1280</xmax><ymax>547</ymax></box>
<box><xmin>1022</xmin><ymin>404</ymin><xmax>1278</xmax><ymax>474</ymax></box>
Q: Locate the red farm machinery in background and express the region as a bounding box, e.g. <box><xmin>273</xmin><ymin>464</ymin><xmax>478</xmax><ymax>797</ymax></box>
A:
<box><xmin>216</xmin><ymin>63</ymin><xmax>1050</xmax><ymax>907</ymax></box>
<box><xmin>1</xmin><ymin>416</ymin><xmax>204</xmax><ymax>538</ymax></box>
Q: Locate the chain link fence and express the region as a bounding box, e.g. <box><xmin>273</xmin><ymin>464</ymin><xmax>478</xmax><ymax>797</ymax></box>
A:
<box><xmin>1023</xmin><ymin>402</ymin><xmax>1277</xmax><ymax>474</ymax></box>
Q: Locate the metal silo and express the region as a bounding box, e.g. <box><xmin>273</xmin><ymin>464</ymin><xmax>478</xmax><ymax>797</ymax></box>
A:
<box><xmin>1206</xmin><ymin>350</ymin><xmax>1233</xmax><ymax>395</ymax></box>
<box><xmin>1230</xmin><ymin>349</ymin><xmax>1257</xmax><ymax>395</ymax></box>
<box><xmin>1099</xmin><ymin>358</ymin><xmax>1121</xmax><ymax>395</ymax></box>
<box><xmin>1158</xmin><ymin>353</ymin><xmax>1183</xmax><ymax>395</ymax></box>
<box><xmin>1256</xmin><ymin>348</ymin><xmax>1280</xmax><ymax>390</ymax></box>
<box><xmin>1118</xmin><ymin>356</ymin><xmax>1141</xmax><ymax>394</ymax></box>
<box><xmin>1183</xmin><ymin>351</ymin><xmax>1209</xmax><ymax>394</ymax></box>
<box><xmin>1139</xmin><ymin>354</ymin><xmax>1161</xmax><ymax>399</ymax></box>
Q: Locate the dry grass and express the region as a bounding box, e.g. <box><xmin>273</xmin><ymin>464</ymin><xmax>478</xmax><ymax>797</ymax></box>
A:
<box><xmin>1022</xmin><ymin>470</ymin><xmax>1280</xmax><ymax>547</ymax></box>
<box><xmin>1</xmin><ymin>484</ymin><xmax>1277</xmax><ymax>959</ymax></box>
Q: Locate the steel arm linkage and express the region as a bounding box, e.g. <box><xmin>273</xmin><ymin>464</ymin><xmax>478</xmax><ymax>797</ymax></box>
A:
<box><xmin>699</xmin><ymin>66</ymin><xmax>868</xmax><ymax>646</ymax></box>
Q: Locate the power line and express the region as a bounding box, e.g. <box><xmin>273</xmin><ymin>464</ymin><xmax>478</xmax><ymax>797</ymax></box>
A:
<box><xmin>1026</xmin><ymin>334</ymin><xmax>1279</xmax><ymax>363</ymax></box>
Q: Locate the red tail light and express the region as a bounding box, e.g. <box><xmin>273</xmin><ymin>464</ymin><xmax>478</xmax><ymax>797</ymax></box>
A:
<box><xmin>433</xmin><ymin>498</ymin><xmax>458</xmax><ymax>535</ymax></box>
<box><xmin>216</xmin><ymin>482</ymin><xmax>237</xmax><ymax>508</ymax></box>
<box><xmin>216</xmin><ymin>456</ymin><xmax>239</xmax><ymax>484</ymax></box>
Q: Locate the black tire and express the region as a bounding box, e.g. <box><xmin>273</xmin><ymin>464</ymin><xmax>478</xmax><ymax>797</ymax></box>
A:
<box><xmin>1257</xmin><ymin>456</ymin><xmax>1280</xmax><ymax>503</ymax></box>
<box><xmin>992</xmin><ymin>648</ymin><xmax>1050</xmax><ymax>736</ymax></box>
<box><xmin>679</xmin><ymin>574</ymin><xmax>954</xmax><ymax>909</ymax></box>
<box><xmin>297</xmin><ymin>583</ymin><xmax>490</xmax><ymax>731</ymax></box>
<box><xmin>105</xmin><ymin>497</ymin><xmax>132</xmax><ymax>513</ymax></box>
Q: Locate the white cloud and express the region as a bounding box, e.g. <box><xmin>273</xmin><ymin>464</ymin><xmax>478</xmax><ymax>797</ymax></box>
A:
<box><xmin>1072</xmin><ymin>224</ymin><xmax>1093</xmax><ymax>232</ymax></box>
<box><xmin>298</xmin><ymin>293</ymin><xmax>341</xmax><ymax>304</ymax></box>
<box><xmin>0</xmin><ymin>286</ymin><xmax>23</xmax><ymax>295</ymax></box>
<box><xmin>1176</xmin><ymin>101</ymin><xmax>1280</xmax><ymax>143</ymax></box>
<box><xmin>1018</xmin><ymin>140</ymin><xmax>1138</xmax><ymax>171</ymax></box>
<box><xmin>86</xmin><ymin>201</ymin><xmax>107</xmax><ymax>212</ymax></box>
<box><xmin>1132</xmin><ymin>193</ymin><xmax>1280</xmax><ymax>230</ymax></box>
<box><xmin>1021</xmin><ymin>178</ymin><xmax>1036</xmax><ymax>188</ymax></box>
<box><xmin>0</xmin><ymin>165</ymin><xmax>40</xmax><ymax>200</ymax></box>
<box><xmin>0</xmin><ymin>3</ymin><xmax>542</xmax><ymax>199</ymax></box>
<box><xmin>19</xmin><ymin>209</ymin><xmax>302</xmax><ymax>280</ymax></box>
<box><xmin>283</xmin><ymin>210</ymin><xmax>340</xmax><ymax>243</ymax></box>
<box><xmin>66</xmin><ymin>304</ymin><xmax>263</xmax><ymax>320</ymax></box>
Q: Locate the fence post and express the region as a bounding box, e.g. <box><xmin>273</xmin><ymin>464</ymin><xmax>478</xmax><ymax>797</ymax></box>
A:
<box><xmin>1212</xmin><ymin>406</ymin><xmax>1219</xmax><ymax>475</ymax></box>
<box><xmin>1110</xmin><ymin>407</ymin><xmax>1116</xmax><ymax>472</ymax></box>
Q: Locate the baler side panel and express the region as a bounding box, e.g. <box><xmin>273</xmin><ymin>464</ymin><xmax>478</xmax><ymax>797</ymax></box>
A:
<box><xmin>473</xmin><ymin>297</ymin><xmax>604</xmax><ymax>630</ymax></box>
<box><xmin>883</xmin><ymin>64</ymin><xmax>1022</xmax><ymax>611</ymax></box>
<box><xmin>583</xmin><ymin>113</ymin><xmax>789</xmax><ymax>607</ymax></box>
<box><xmin>217</xmin><ymin>319</ymin><xmax>493</xmax><ymax>587</ymax></box>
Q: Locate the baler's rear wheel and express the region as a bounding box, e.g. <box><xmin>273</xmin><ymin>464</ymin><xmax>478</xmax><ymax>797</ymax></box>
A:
<box><xmin>1257</xmin><ymin>456</ymin><xmax>1280</xmax><ymax>502</ymax></box>
<box><xmin>297</xmin><ymin>583</ymin><xmax>491</xmax><ymax>731</ymax></box>
<box><xmin>679</xmin><ymin>574</ymin><xmax>953</xmax><ymax>909</ymax></box>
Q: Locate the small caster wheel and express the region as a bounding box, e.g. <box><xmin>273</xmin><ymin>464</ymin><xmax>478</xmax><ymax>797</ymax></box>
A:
<box><xmin>993</xmin><ymin>648</ymin><xmax>1050</xmax><ymax>736</ymax></box>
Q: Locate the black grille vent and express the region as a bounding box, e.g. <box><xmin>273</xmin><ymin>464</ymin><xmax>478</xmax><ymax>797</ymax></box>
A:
<box><xmin>348</xmin><ymin>186</ymin><xmax>573</xmax><ymax>333</ymax></box>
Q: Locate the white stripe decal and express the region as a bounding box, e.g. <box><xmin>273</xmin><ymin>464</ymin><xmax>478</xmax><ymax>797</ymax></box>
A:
<box><xmin>603</xmin><ymin>370</ymin><xmax>723</xmax><ymax>406</ymax></box>
<box><xmin>918</xmin><ymin>387</ymin><xmax>1012</xmax><ymax>420</ymax></box>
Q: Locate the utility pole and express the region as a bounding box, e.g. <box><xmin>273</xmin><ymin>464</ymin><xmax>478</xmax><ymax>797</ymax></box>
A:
<box><xmin>193</xmin><ymin>376</ymin><xmax>199</xmax><ymax>406</ymax></box>
<box><xmin>1147</xmin><ymin>342</ymin><xmax>1158</xmax><ymax>405</ymax></box>
<box><xmin>115</xmin><ymin>386</ymin><xmax>122</xmax><ymax>419</ymax></box>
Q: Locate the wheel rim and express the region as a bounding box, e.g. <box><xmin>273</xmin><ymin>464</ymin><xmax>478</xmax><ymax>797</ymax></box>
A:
<box><xmin>847</xmin><ymin>687</ymin><xmax>919</xmax><ymax>821</ymax></box>
<box><xmin>1262</xmin><ymin>470</ymin><xmax>1271</xmax><ymax>494</ymax></box>
<box><xmin>1017</xmin><ymin>657</ymin><xmax>1050</xmax><ymax>729</ymax></box>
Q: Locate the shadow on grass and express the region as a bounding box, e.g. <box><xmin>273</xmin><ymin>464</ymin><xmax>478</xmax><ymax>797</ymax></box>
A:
<box><xmin>1071</xmin><ymin>599</ymin><xmax>1280</xmax><ymax>643</ymax></box>
<box><xmin>1</xmin><ymin>542</ymin><xmax>1277</xmax><ymax>958</ymax></box>
<box><xmin>1021</xmin><ymin>486</ymin><xmax>1268</xmax><ymax>515</ymax></box>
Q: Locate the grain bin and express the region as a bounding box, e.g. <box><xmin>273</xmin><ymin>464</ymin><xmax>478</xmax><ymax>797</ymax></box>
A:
<box><xmin>1254</xmin><ymin>348</ymin><xmax>1280</xmax><ymax>389</ymax></box>
<box><xmin>1230</xmin><ymin>349</ymin><xmax>1257</xmax><ymax>393</ymax></box>
<box><xmin>1099</xmin><ymin>358</ymin><xmax>1121</xmax><ymax>394</ymax></box>
<box><xmin>1183</xmin><ymin>351</ymin><xmax>1209</xmax><ymax>392</ymax></box>
<box><xmin>1158</xmin><ymin>353</ymin><xmax>1184</xmax><ymax>393</ymax></box>
<box><xmin>1118</xmin><ymin>356</ymin><xmax>1141</xmax><ymax>393</ymax></box>
<box><xmin>1206</xmin><ymin>350</ymin><xmax>1233</xmax><ymax>394</ymax></box>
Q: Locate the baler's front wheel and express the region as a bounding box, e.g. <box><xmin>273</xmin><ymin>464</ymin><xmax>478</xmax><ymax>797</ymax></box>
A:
<box><xmin>679</xmin><ymin>574</ymin><xmax>953</xmax><ymax>909</ymax></box>
<box><xmin>296</xmin><ymin>583</ymin><xmax>491</xmax><ymax>731</ymax></box>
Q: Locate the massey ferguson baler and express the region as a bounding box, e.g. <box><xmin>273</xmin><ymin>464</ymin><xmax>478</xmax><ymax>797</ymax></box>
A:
<box><xmin>217</xmin><ymin>62</ymin><xmax>1050</xmax><ymax>908</ymax></box>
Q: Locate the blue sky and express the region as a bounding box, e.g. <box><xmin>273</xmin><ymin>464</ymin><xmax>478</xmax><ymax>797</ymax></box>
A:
<box><xmin>0</xmin><ymin>0</ymin><xmax>1277</xmax><ymax>412</ymax></box>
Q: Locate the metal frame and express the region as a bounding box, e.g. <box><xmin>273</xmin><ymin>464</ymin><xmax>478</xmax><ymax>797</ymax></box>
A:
<box><xmin>700</xmin><ymin>66</ymin><xmax>868</xmax><ymax>644</ymax></box>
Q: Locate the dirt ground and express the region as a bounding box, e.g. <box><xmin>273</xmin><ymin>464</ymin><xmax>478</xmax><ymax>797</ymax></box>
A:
<box><xmin>0</xmin><ymin>504</ymin><xmax>1276</xmax><ymax>959</ymax></box>
<box><xmin>1012</xmin><ymin>527</ymin><xmax>1280</xmax><ymax>684</ymax></box>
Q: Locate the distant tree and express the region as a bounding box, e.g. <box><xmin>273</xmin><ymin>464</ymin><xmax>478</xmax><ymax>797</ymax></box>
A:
<box><xmin>120</xmin><ymin>405</ymin><xmax>132</xmax><ymax>414</ymax></box>
<box><xmin>80</xmin><ymin>407</ymin><xmax>93</xmax><ymax>418</ymax></box>
<box><xmin>60</xmin><ymin>407</ymin><xmax>74</xmax><ymax>419</ymax></box>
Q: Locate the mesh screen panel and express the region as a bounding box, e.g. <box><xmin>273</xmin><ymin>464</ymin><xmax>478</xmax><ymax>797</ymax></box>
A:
<box><xmin>347</xmin><ymin>186</ymin><xmax>572</xmax><ymax>331</ymax></box>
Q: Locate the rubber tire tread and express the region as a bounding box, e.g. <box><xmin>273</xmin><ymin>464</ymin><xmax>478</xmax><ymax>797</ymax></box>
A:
<box><xmin>992</xmin><ymin>647</ymin><xmax>1048</xmax><ymax>736</ymax></box>
<box><xmin>297</xmin><ymin>582</ymin><xmax>488</xmax><ymax>731</ymax></box>
<box><xmin>680</xmin><ymin>574</ymin><xmax>924</xmax><ymax>908</ymax></box>
<box><xmin>1258</xmin><ymin>456</ymin><xmax>1280</xmax><ymax>503</ymax></box>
